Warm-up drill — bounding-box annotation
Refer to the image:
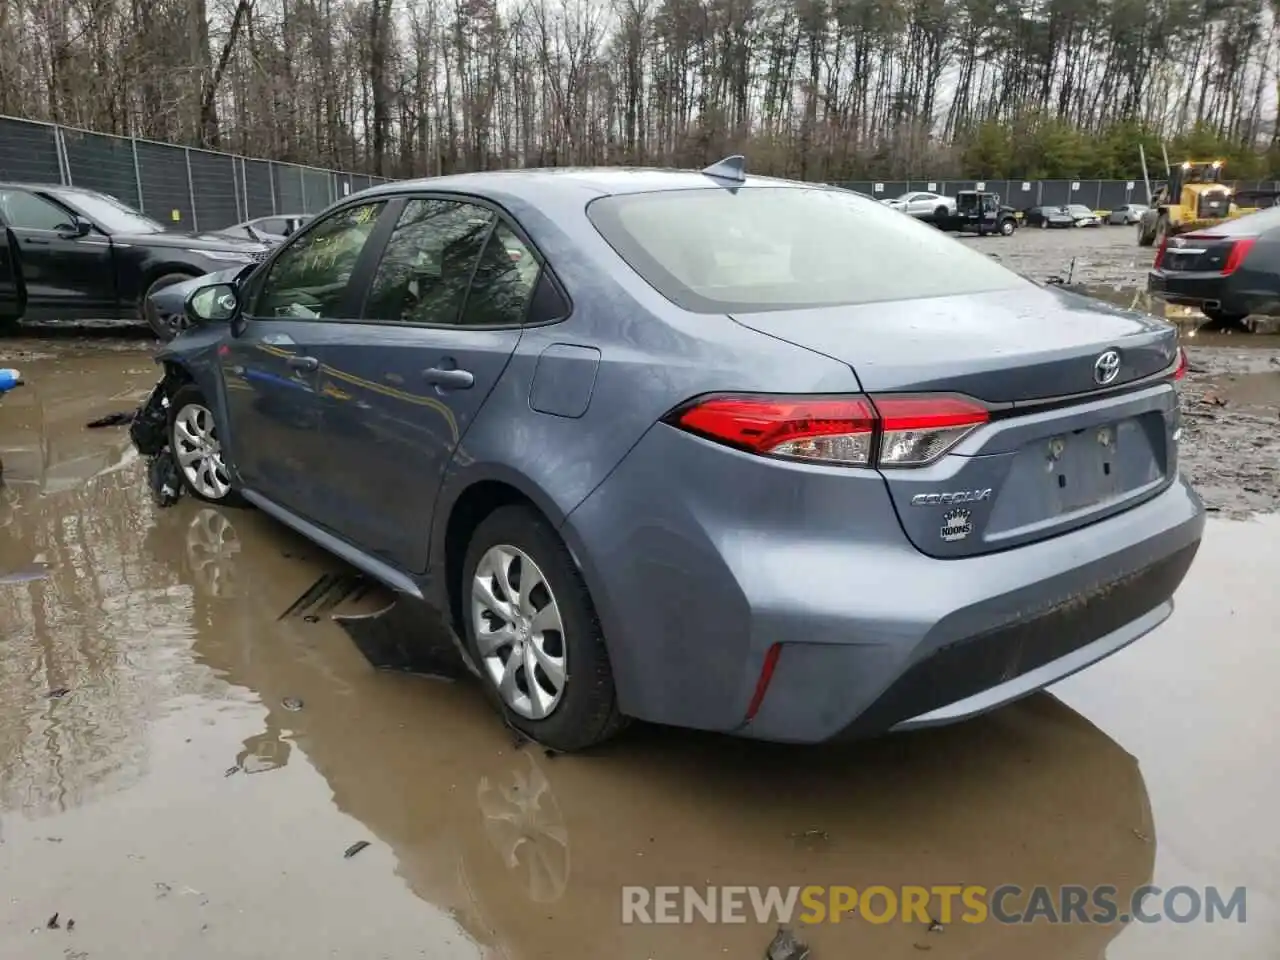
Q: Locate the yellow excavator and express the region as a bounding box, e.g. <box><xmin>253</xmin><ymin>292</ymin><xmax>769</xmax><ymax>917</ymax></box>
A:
<box><xmin>1136</xmin><ymin>153</ymin><xmax>1263</xmax><ymax>246</ymax></box>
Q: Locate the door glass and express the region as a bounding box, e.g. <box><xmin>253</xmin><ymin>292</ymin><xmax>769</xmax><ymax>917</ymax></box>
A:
<box><xmin>459</xmin><ymin>224</ymin><xmax>541</xmax><ymax>326</ymax></box>
<box><xmin>0</xmin><ymin>190</ymin><xmax>75</xmax><ymax>231</ymax></box>
<box><xmin>362</xmin><ymin>198</ymin><xmax>495</xmax><ymax>325</ymax></box>
<box><xmin>252</xmin><ymin>201</ymin><xmax>385</xmax><ymax>319</ymax></box>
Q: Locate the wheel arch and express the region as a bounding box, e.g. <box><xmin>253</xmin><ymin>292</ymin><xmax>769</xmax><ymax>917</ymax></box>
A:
<box><xmin>434</xmin><ymin>469</ymin><xmax>567</xmax><ymax>640</ymax></box>
<box><xmin>142</xmin><ymin>262</ymin><xmax>206</xmax><ymax>296</ymax></box>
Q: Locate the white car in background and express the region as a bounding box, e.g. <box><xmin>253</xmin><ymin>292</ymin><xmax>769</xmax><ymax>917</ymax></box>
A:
<box><xmin>881</xmin><ymin>191</ymin><xmax>957</xmax><ymax>220</ymax></box>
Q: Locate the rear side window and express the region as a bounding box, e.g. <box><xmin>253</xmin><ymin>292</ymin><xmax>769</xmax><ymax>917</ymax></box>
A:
<box><xmin>587</xmin><ymin>186</ymin><xmax>1025</xmax><ymax>314</ymax></box>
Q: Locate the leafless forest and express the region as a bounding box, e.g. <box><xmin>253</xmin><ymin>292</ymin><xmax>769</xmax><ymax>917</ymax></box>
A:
<box><xmin>1</xmin><ymin>0</ymin><xmax>1278</xmax><ymax>181</ymax></box>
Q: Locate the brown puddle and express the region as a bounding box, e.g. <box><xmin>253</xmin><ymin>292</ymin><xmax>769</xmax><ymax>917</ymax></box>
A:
<box><xmin>1</xmin><ymin>344</ymin><xmax>1277</xmax><ymax>959</ymax></box>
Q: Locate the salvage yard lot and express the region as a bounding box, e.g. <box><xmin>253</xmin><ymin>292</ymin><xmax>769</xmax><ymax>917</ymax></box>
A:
<box><xmin>0</xmin><ymin>326</ymin><xmax>1278</xmax><ymax>958</ymax></box>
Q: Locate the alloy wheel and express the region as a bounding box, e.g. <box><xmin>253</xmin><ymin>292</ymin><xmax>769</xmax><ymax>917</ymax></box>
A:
<box><xmin>471</xmin><ymin>545</ymin><xmax>567</xmax><ymax>720</ymax></box>
<box><xmin>172</xmin><ymin>402</ymin><xmax>232</xmax><ymax>500</ymax></box>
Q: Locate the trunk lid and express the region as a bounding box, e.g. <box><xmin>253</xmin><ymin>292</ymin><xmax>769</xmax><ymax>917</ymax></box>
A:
<box><xmin>730</xmin><ymin>285</ymin><xmax>1182</xmax><ymax>558</ymax></box>
<box><xmin>730</xmin><ymin>285</ymin><xmax>1178</xmax><ymax>403</ymax></box>
<box><xmin>1157</xmin><ymin>232</ymin><xmax>1244</xmax><ymax>274</ymax></box>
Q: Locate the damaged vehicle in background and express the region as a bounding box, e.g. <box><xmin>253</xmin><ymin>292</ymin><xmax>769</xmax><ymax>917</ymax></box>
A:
<box><xmin>1147</xmin><ymin>203</ymin><xmax>1280</xmax><ymax>332</ymax></box>
<box><xmin>1024</xmin><ymin>205</ymin><xmax>1077</xmax><ymax>229</ymax></box>
<box><xmin>126</xmin><ymin>158</ymin><xmax>1205</xmax><ymax>754</ymax></box>
<box><xmin>214</xmin><ymin>214</ymin><xmax>314</xmax><ymax>246</ymax></box>
<box><xmin>0</xmin><ymin>182</ymin><xmax>269</xmax><ymax>334</ymax></box>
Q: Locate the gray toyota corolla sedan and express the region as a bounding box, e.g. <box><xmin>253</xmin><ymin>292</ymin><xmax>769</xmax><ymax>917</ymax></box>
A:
<box><xmin>150</xmin><ymin>158</ymin><xmax>1205</xmax><ymax>752</ymax></box>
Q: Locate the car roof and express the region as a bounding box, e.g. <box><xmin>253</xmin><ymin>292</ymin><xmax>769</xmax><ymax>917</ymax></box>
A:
<box><xmin>357</xmin><ymin>167</ymin><xmax>817</xmax><ymax>203</ymax></box>
<box><xmin>0</xmin><ymin>181</ymin><xmax>107</xmax><ymax>199</ymax></box>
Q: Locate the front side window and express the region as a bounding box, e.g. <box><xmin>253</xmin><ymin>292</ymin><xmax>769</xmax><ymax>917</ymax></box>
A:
<box><xmin>253</xmin><ymin>201</ymin><xmax>386</xmax><ymax>319</ymax></box>
<box><xmin>363</xmin><ymin>198</ymin><xmax>495</xmax><ymax>325</ymax></box>
<box><xmin>588</xmin><ymin>186</ymin><xmax>1026</xmax><ymax>314</ymax></box>
<box><xmin>0</xmin><ymin>190</ymin><xmax>77</xmax><ymax>232</ymax></box>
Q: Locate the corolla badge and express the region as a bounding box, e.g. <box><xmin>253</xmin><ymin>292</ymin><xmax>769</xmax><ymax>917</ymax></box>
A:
<box><xmin>1094</xmin><ymin>349</ymin><xmax>1121</xmax><ymax>385</ymax></box>
<box><xmin>910</xmin><ymin>488</ymin><xmax>992</xmax><ymax>507</ymax></box>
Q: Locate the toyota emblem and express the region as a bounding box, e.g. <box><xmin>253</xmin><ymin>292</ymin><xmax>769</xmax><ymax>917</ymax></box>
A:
<box><xmin>1093</xmin><ymin>350</ymin><xmax>1121</xmax><ymax>385</ymax></box>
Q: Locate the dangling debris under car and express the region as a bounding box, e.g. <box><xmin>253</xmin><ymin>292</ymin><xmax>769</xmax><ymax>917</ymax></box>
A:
<box><xmin>130</xmin><ymin>373</ymin><xmax>185</xmax><ymax>508</ymax></box>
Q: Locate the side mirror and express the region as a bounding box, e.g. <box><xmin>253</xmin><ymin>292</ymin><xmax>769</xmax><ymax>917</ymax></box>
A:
<box><xmin>58</xmin><ymin>217</ymin><xmax>92</xmax><ymax>238</ymax></box>
<box><xmin>186</xmin><ymin>282</ymin><xmax>240</xmax><ymax>327</ymax></box>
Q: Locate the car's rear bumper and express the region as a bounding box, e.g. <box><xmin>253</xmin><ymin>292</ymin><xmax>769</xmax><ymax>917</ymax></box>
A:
<box><xmin>1147</xmin><ymin>270</ymin><xmax>1241</xmax><ymax>312</ymax></box>
<box><xmin>562</xmin><ymin>425</ymin><xmax>1206</xmax><ymax>744</ymax></box>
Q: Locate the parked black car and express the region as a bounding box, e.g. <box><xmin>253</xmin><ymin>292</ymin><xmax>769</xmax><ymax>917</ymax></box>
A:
<box><xmin>1148</xmin><ymin>204</ymin><xmax>1280</xmax><ymax>330</ymax></box>
<box><xmin>0</xmin><ymin>183</ymin><xmax>269</xmax><ymax>333</ymax></box>
<box><xmin>1024</xmin><ymin>206</ymin><xmax>1077</xmax><ymax>229</ymax></box>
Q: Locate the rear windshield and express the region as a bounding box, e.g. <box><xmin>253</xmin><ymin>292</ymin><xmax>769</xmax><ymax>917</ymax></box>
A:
<box><xmin>586</xmin><ymin>186</ymin><xmax>1026</xmax><ymax>313</ymax></box>
<box><xmin>1213</xmin><ymin>203</ymin><xmax>1280</xmax><ymax>236</ymax></box>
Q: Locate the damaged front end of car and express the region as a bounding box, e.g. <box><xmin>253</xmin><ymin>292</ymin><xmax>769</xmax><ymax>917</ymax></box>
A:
<box><xmin>129</xmin><ymin>366</ymin><xmax>188</xmax><ymax>508</ymax></box>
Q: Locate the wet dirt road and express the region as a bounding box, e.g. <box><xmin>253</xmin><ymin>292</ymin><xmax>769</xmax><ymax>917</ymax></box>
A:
<box><xmin>0</xmin><ymin>341</ymin><xmax>1277</xmax><ymax>960</ymax></box>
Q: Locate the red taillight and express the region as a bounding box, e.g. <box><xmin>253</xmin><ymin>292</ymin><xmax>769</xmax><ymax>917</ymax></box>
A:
<box><xmin>674</xmin><ymin>395</ymin><xmax>877</xmax><ymax>465</ymax></box>
<box><xmin>1173</xmin><ymin>346</ymin><xmax>1188</xmax><ymax>380</ymax></box>
<box><xmin>1221</xmin><ymin>237</ymin><xmax>1255</xmax><ymax>275</ymax></box>
<box><xmin>873</xmin><ymin>395</ymin><xmax>990</xmax><ymax>467</ymax></box>
<box><xmin>745</xmin><ymin>643</ymin><xmax>782</xmax><ymax>721</ymax></box>
<box><xmin>670</xmin><ymin>393</ymin><xmax>988</xmax><ymax>468</ymax></box>
<box><xmin>1153</xmin><ymin>232</ymin><xmax>1169</xmax><ymax>270</ymax></box>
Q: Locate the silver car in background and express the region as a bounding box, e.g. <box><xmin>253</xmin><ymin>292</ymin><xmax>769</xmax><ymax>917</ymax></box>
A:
<box><xmin>1107</xmin><ymin>203</ymin><xmax>1149</xmax><ymax>225</ymax></box>
<box><xmin>882</xmin><ymin>191</ymin><xmax>956</xmax><ymax>220</ymax></box>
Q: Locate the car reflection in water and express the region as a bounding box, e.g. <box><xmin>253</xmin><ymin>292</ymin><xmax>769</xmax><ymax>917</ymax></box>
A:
<box><xmin>149</xmin><ymin>504</ymin><xmax>1160</xmax><ymax>959</ymax></box>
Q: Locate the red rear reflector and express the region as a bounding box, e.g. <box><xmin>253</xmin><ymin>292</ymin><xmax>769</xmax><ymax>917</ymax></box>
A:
<box><xmin>674</xmin><ymin>395</ymin><xmax>877</xmax><ymax>465</ymax></box>
<box><xmin>670</xmin><ymin>393</ymin><xmax>988</xmax><ymax>468</ymax></box>
<box><xmin>745</xmin><ymin>643</ymin><xmax>782</xmax><ymax>721</ymax></box>
<box><xmin>1221</xmin><ymin>237</ymin><xmax>1256</xmax><ymax>275</ymax></box>
<box><xmin>1153</xmin><ymin>233</ymin><xmax>1169</xmax><ymax>269</ymax></box>
<box><xmin>1173</xmin><ymin>346</ymin><xmax>1188</xmax><ymax>380</ymax></box>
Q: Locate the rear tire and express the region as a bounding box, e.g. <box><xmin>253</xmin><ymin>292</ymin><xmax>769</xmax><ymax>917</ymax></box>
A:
<box><xmin>462</xmin><ymin>505</ymin><xmax>626</xmax><ymax>752</ymax></box>
<box><xmin>167</xmin><ymin>384</ymin><xmax>244</xmax><ymax>505</ymax></box>
<box><xmin>143</xmin><ymin>272</ymin><xmax>199</xmax><ymax>342</ymax></box>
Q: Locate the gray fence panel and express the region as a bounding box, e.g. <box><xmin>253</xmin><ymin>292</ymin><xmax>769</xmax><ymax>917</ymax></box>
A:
<box><xmin>60</xmin><ymin>129</ymin><xmax>141</xmax><ymax>209</ymax></box>
<box><xmin>334</xmin><ymin>173</ymin><xmax>353</xmax><ymax>200</ymax></box>
<box><xmin>273</xmin><ymin>164</ymin><xmax>305</xmax><ymax>213</ymax></box>
<box><xmin>871</xmin><ymin>180</ymin><xmax>909</xmax><ymax>198</ymax></box>
<box><xmin>301</xmin><ymin>168</ymin><xmax>332</xmax><ymax>213</ymax></box>
<box><xmin>908</xmin><ymin>179</ymin><xmax>946</xmax><ymax>193</ymax></box>
<box><xmin>351</xmin><ymin>175</ymin><xmax>373</xmax><ymax>193</ymax></box>
<box><xmin>243</xmin><ymin>159</ymin><xmax>275</xmax><ymax>218</ymax></box>
<box><xmin>1039</xmin><ymin>180</ymin><xmax>1073</xmax><ymax>206</ymax></box>
<box><xmin>0</xmin><ymin>117</ymin><xmax>62</xmax><ymax>183</ymax></box>
<box><xmin>188</xmin><ymin>150</ymin><xmax>239</xmax><ymax>230</ymax></box>
<box><xmin>135</xmin><ymin>141</ymin><xmax>194</xmax><ymax>228</ymax></box>
<box><xmin>943</xmin><ymin>179</ymin><xmax>977</xmax><ymax>194</ymax></box>
<box><xmin>1098</xmin><ymin>180</ymin><xmax>1134</xmax><ymax>210</ymax></box>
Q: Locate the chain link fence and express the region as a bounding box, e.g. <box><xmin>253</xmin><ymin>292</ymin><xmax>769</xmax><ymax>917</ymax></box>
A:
<box><xmin>0</xmin><ymin>114</ymin><xmax>391</xmax><ymax>232</ymax></box>
<box><xmin>834</xmin><ymin>178</ymin><xmax>1280</xmax><ymax>211</ymax></box>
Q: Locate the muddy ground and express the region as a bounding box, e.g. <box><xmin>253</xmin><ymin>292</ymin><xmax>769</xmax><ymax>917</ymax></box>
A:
<box><xmin>1</xmin><ymin>244</ymin><xmax>1278</xmax><ymax>959</ymax></box>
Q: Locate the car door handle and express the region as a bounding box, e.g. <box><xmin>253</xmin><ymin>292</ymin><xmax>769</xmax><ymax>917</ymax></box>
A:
<box><xmin>423</xmin><ymin>367</ymin><xmax>474</xmax><ymax>389</ymax></box>
<box><xmin>23</xmin><ymin>238</ymin><xmax>49</xmax><ymax>246</ymax></box>
<box><xmin>287</xmin><ymin>355</ymin><xmax>319</xmax><ymax>372</ymax></box>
